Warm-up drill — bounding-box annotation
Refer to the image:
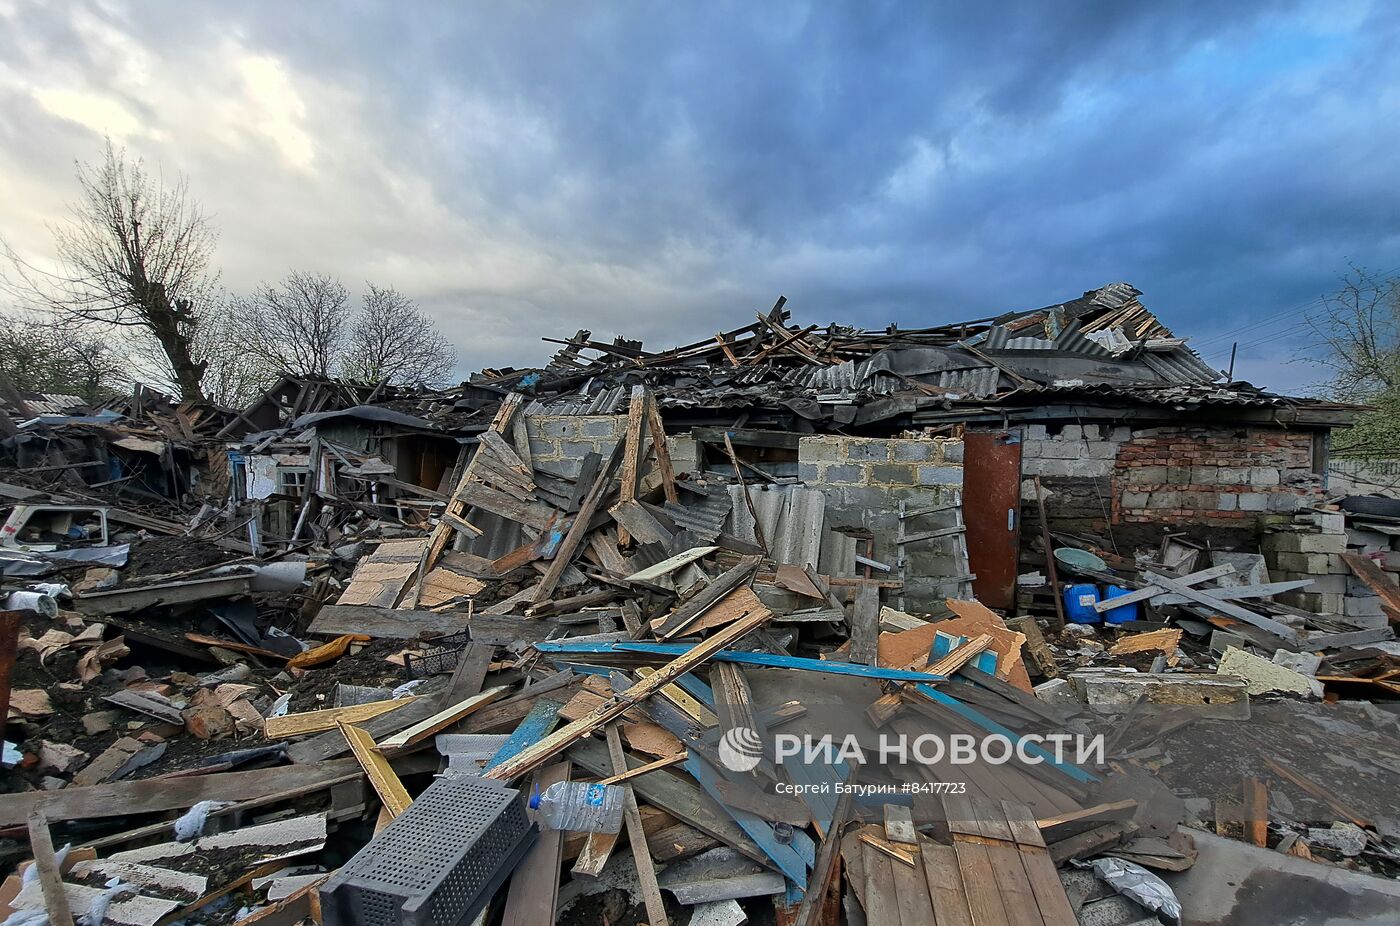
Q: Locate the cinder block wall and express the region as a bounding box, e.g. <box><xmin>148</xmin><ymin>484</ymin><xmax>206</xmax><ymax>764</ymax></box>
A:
<box><xmin>524</xmin><ymin>415</ymin><xmax>624</xmax><ymax>478</ymax></box>
<box><xmin>798</xmin><ymin>435</ymin><xmax>964</xmax><ymax>611</ymax></box>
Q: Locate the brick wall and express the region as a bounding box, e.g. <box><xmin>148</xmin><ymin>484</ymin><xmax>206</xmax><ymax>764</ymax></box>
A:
<box><xmin>1021</xmin><ymin>423</ymin><xmax>1324</xmax><ymax>534</ymax></box>
<box><xmin>1112</xmin><ymin>427</ymin><xmax>1323</xmax><ymax>525</ymax></box>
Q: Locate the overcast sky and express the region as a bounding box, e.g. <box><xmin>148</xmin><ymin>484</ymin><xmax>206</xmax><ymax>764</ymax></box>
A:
<box><xmin>2</xmin><ymin>1</ymin><xmax>1398</xmax><ymax>393</ymax></box>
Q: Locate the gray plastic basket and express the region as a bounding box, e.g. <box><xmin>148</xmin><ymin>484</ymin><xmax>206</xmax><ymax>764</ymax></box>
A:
<box><xmin>320</xmin><ymin>775</ymin><xmax>536</xmax><ymax>926</ymax></box>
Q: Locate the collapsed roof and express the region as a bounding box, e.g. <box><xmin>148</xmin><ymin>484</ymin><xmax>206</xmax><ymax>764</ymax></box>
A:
<box><xmin>217</xmin><ymin>283</ymin><xmax>1355</xmax><ymax>439</ymax></box>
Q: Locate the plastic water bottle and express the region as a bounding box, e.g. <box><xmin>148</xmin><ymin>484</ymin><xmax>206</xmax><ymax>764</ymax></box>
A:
<box><xmin>528</xmin><ymin>781</ymin><xmax>624</xmax><ymax>833</ymax></box>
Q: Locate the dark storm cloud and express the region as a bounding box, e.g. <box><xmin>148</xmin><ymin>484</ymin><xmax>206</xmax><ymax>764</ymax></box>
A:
<box><xmin>3</xmin><ymin>1</ymin><xmax>1398</xmax><ymax>390</ymax></box>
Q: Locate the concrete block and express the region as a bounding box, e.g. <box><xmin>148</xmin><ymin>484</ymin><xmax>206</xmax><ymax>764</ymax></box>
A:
<box><xmin>1216</xmin><ymin>467</ymin><xmax>1249</xmax><ymax>485</ymax></box>
<box><xmin>845</xmin><ymin>440</ymin><xmax>890</xmax><ymax>462</ymax></box>
<box><xmin>1238</xmin><ymin>493</ymin><xmax>1269</xmax><ymax>512</ymax></box>
<box><xmin>1268</xmin><ymin>493</ymin><xmax>1301</xmax><ymax>513</ymax></box>
<box><xmin>1217</xmin><ymin>493</ymin><xmax>1238</xmax><ymax>511</ymax></box>
<box><xmin>1080</xmin><ymin>424</ymin><xmax>1101</xmax><ymax>440</ymax></box>
<box><xmin>822</xmin><ymin>463</ymin><xmax>864</xmax><ymax>484</ymax></box>
<box><xmin>798</xmin><ymin>463</ymin><xmax>821</xmax><ymax>483</ymax></box>
<box><xmin>891</xmin><ymin>441</ymin><xmax>938</xmax><ymax>463</ymax></box>
<box><xmin>1025</xmin><ymin>424</ymin><xmax>1048</xmax><ymax>440</ymax></box>
<box><xmin>1250</xmin><ymin>467</ymin><xmax>1281</xmax><ymax>486</ymax></box>
<box><xmin>1086</xmin><ymin>442</ymin><xmax>1118</xmax><ymax>460</ymax></box>
<box><xmin>1268</xmin><ymin>533</ymin><xmax>1303</xmax><ymax>553</ymax></box>
<box><xmin>1060</xmin><ymin>424</ymin><xmax>1082</xmax><ymax>440</ymax></box>
<box><xmin>1180</xmin><ymin>490</ymin><xmax>1218</xmax><ymax>510</ymax></box>
<box><xmin>1307</xmin><ymin>512</ymin><xmax>1346</xmax><ymax>533</ymax></box>
<box><xmin>561</xmin><ymin>440</ymin><xmax>600</xmax><ymax>457</ymax></box>
<box><xmin>1298</xmin><ymin>533</ymin><xmax>1346</xmax><ymax>554</ymax></box>
<box><xmin>1167</xmin><ymin>466</ymin><xmax>1193</xmax><ymax>484</ymax></box>
<box><xmin>1122</xmin><ymin>491</ymin><xmax>1150</xmax><ymax>508</ymax></box>
<box><xmin>1344</xmin><ymin>595</ymin><xmax>1384</xmax><ymax>618</ymax></box>
<box><xmin>580</xmin><ymin>418</ymin><xmax>619</xmax><ymax>438</ymax></box>
<box><xmin>1272</xmin><ymin>650</ymin><xmax>1322</xmax><ymax>676</ymax></box>
<box><xmin>1032</xmin><ymin>678</ymin><xmax>1081</xmax><ymax>710</ymax></box>
<box><xmin>1127</xmin><ymin>466</ymin><xmax>1167</xmax><ymax>485</ymax></box>
<box><xmin>1069</xmin><ymin>458</ymin><xmax>1113</xmax><ymax>478</ymax></box>
<box><xmin>872</xmin><ymin>463</ymin><xmax>918</xmax><ymax>485</ymax></box>
<box><xmin>1077</xmin><ymin>672</ymin><xmax>1250</xmax><ymax>719</ymax></box>
<box><xmin>801</xmin><ymin>437</ymin><xmax>842</xmax><ymax>462</ymax></box>
<box><xmin>528</xmin><ymin>417</ymin><xmax>573</xmax><ymax>439</ymax></box>
<box><xmin>1191</xmin><ymin>466</ymin><xmax>1221</xmax><ymax>484</ymax></box>
<box><xmin>940</xmin><ymin>440</ymin><xmax>964</xmax><ymax>463</ymax></box>
<box><xmin>1110</xmin><ymin>426</ymin><xmax>1133</xmax><ymax>441</ymax></box>
<box><xmin>1218</xmin><ymin>646</ymin><xmax>1321</xmax><ymax>697</ymax></box>
<box><xmin>1305</xmin><ymin>573</ymin><xmax>1348</xmax><ymax>594</ymax></box>
<box><xmin>528</xmin><ymin>439</ymin><xmax>560</xmax><ymax>458</ymax></box>
<box><xmin>917</xmin><ymin>465</ymin><xmax>963</xmax><ymax>486</ymax></box>
<box><xmin>1040</xmin><ymin>441</ymin><xmax>1081</xmax><ymax>460</ymax></box>
<box><xmin>1148</xmin><ymin>490</ymin><xmax>1182</xmax><ymax>509</ymax></box>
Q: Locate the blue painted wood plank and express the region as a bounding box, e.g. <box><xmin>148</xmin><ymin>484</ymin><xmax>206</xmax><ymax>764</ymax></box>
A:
<box><xmin>485</xmin><ymin>698</ymin><xmax>564</xmax><ymax>771</ymax></box>
<box><xmin>683</xmin><ymin>752</ymin><xmax>811</xmax><ymax>887</ymax></box>
<box><xmin>674</xmin><ymin>672</ymin><xmax>716</xmax><ymax>710</ymax></box>
<box><xmin>534</xmin><ymin>641</ymin><xmax>946</xmax><ymax>683</ymax></box>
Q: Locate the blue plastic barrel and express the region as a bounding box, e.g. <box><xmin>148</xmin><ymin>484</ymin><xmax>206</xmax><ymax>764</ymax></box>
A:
<box><xmin>1063</xmin><ymin>583</ymin><xmax>1102</xmax><ymax>624</ymax></box>
<box><xmin>1100</xmin><ymin>585</ymin><xmax>1139</xmax><ymax>625</ymax></box>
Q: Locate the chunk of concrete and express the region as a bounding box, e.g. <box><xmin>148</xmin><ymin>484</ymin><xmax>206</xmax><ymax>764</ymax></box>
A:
<box><xmin>1075</xmin><ymin>671</ymin><xmax>1250</xmax><ymax>719</ymax></box>
<box><xmin>1270</xmin><ymin>649</ymin><xmax>1322</xmax><ymax>676</ymax></box>
<box><xmin>1034</xmin><ymin>677</ymin><xmax>1082</xmax><ymax>710</ymax></box>
<box><xmin>1217</xmin><ymin>646</ymin><xmax>1321</xmax><ymax>698</ymax></box>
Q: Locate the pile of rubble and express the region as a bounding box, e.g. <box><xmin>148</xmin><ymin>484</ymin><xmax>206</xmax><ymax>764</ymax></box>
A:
<box><xmin>2</xmin><ymin>285</ymin><xmax>1400</xmax><ymax>926</ymax></box>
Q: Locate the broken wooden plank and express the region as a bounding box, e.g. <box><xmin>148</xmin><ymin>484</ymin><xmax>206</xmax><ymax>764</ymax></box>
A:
<box><xmin>422</xmin><ymin>393</ymin><xmax>524</xmax><ymax>573</ymax></box>
<box><xmin>651</xmin><ymin>555</ymin><xmax>762</xmax><ymax>639</ymax></box>
<box><xmin>339</xmin><ymin>722</ymin><xmax>411</xmax><ymax>818</ymax></box>
<box><xmin>486</xmin><ymin>605</ymin><xmax>775</xmax><ymax>782</ymax></box>
<box><xmin>1242</xmin><ymin>776</ymin><xmax>1269</xmax><ymax>848</ymax></box>
<box><xmin>923</xmin><ymin>633</ymin><xmax>993</xmax><ymax>675</ymax></box>
<box><xmin>646</xmin><ymin>393</ymin><xmax>679</xmax><ymax>504</ymax></box>
<box><xmin>502</xmin><ymin>761</ymin><xmax>571</xmax><ymax>926</ymax></box>
<box><xmin>1140</xmin><ymin>568</ymin><xmax>1301</xmax><ymax>644</ymax></box>
<box><xmin>263</xmin><ymin>698</ymin><xmax>418</xmax><ymax>739</ymax></box>
<box><xmin>1090</xmin><ymin>563</ymin><xmax>1236</xmax><ymax>613</ymax></box>
<box><xmin>616</xmin><ymin>385</ymin><xmax>648</xmax><ymax>546</ymax></box>
<box><xmin>606</xmin><ymin>724</ymin><xmax>668</xmax><ymax>925</ymax></box>
<box><xmin>377</xmin><ymin>686</ymin><xmax>512</xmax><ymax>754</ymax></box>
<box><xmin>27</xmin><ymin>810</ymin><xmax>75</xmax><ymax>926</ymax></box>
<box><xmin>533</xmin><ymin>439</ymin><xmax>624</xmax><ymax>603</ymax></box>
<box><xmin>848</xmin><ymin>583</ymin><xmax>880</xmax><ymax>666</ymax></box>
<box><xmin>0</xmin><ymin>760</ymin><xmax>361</xmax><ymax>826</ymax></box>
<box><xmin>626</xmin><ymin>546</ymin><xmax>719</xmax><ymax>583</ymax></box>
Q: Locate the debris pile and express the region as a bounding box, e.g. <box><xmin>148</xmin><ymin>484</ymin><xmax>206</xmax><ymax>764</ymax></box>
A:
<box><xmin>3</xmin><ymin>284</ymin><xmax>1400</xmax><ymax>926</ymax></box>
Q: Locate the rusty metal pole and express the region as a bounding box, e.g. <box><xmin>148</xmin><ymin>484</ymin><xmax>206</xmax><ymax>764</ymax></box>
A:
<box><xmin>0</xmin><ymin>610</ymin><xmax>20</xmax><ymax>728</ymax></box>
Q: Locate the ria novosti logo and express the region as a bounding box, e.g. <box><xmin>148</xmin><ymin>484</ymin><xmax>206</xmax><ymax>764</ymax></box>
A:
<box><xmin>718</xmin><ymin>726</ymin><xmax>764</xmax><ymax>772</ymax></box>
<box><xmin>717</xmin><ymin>727</ymin><xmax>1104</xmax><ymax>772</ymax></box>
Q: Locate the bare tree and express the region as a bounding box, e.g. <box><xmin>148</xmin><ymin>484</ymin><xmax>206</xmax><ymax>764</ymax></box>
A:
<box><xmin>1</xmin><ymin>140</ymin><xmax>218</xmax><ymax>401</ymax></box>
<box><xmin>190</xmin><ymin>302</ymin><xmax>279</xmax><ymax>408</ymax></box>
<box><xmin>342</xmin><ymin>284</ymin><xmax>456</xmax><ymax>386</ymax></box>
<box><xmin>234</xmin><ymin>271</ymin><xmax>351</xmax><ymax>379</ymax></box>
<box><xmin>1304</xmin><ymin>266</ymin><xmax>1400</xmax><ymax>457</ymax></box>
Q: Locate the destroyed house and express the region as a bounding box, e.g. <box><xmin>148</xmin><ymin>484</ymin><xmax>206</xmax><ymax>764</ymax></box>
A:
<box><xmin>224</xmin><ymin>378</ymin><xmax>463</xmax><ymax>545</ymax></box>
<box><xmin>222</xmin><ymin>282</ymin><xmax>1357</xmax><ymax>614</ymax></box>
